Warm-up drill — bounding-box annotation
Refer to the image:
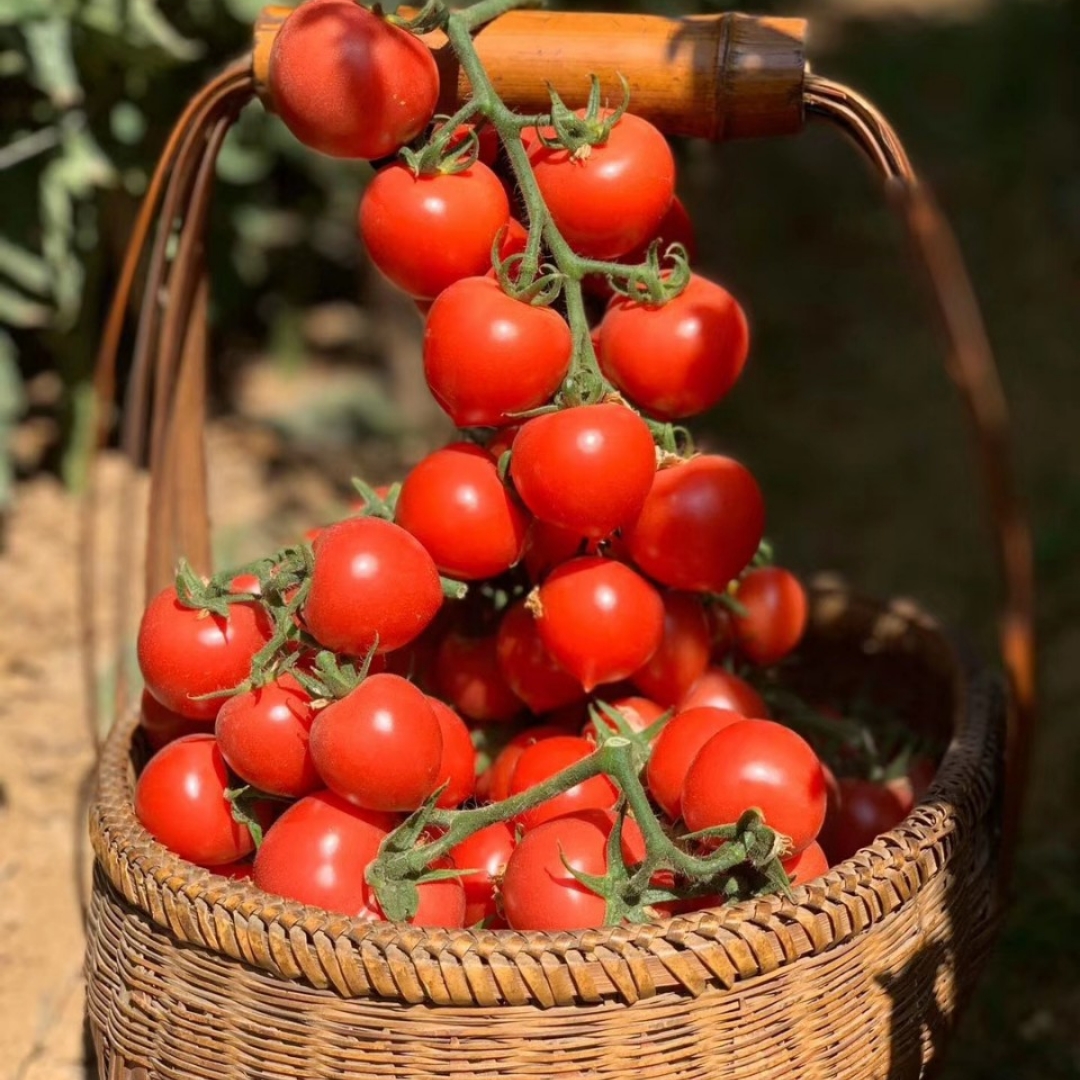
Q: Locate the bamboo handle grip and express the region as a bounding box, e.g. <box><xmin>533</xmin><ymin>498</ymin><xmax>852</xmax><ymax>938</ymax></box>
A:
<box><xmin>253</xmin><ymin>7</ymin><xmax>807</xmax><ymax>141</ymax></box>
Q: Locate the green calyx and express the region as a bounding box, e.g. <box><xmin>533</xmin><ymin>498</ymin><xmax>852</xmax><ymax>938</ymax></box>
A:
<box><xmin>533</xmin><ymin>74</ymin><xmax>630</xmax><ymax>157</ymax></box>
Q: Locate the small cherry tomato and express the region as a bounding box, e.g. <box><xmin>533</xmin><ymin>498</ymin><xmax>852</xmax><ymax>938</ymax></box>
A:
<box><xmin>731</xmin><ymin>567</ymin><xmax>808</xmax><ymax>666</ymax></box>
<box><xmin>508</xmin><ymin>734</ymin><xmax>618</xmax><ymax>831</ymax></box>
<box><xmin>449</xmin><ymin>820</ymin><xmax>516</xmax><ymax>925</ymax></box>
<box><xmin>480</xmin><ymin>723</ymin><xmax>569</xmax><ymax>803</ymax></box>
<box><xmin>428</xmin><ymin>698</ymin><xmax>477</xmax><ymax>809</ymax></box>
<box><xmin>139</xmin><ymin>690</ymin><xmax>214</xmax><ymax>751</ymax></box>
<box><xmin>495</xmin><ymin>599</ymin><xmax>585</xmax><ymax>714</ymax></box>
<box><xmin>782</xmin><ymin>840</ymin><xmax>830</xmax><ymax>885</ymax></box>
<box><xmin>679</xmin><ymin>666</ymin><xmax>768</xmax><ymax>717</ymax></box>
<box><xmin>827</xmin><ymin>779</ymin><xmax>908</xmax><ymax>863</ymax></box>
<box><xmin>432</xmin><ymin>629</ymin><xmax>524</xmax><ymax>723</ymax></box>
<box><xmin>631</xmin><ymin>591</ymin><xmax>711</xmax><ymax>706</ymax></box>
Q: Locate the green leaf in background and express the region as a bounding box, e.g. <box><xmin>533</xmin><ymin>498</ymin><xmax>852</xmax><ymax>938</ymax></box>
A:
<box><xmin>0</xmin><ymin>236</ymin><xmax>52</xmax><ymax>298</ymax></box>
<box><xmin>24</xmin><ymin>16</ymin><xmax>82</xmax><ymax>108</ymax></box>
<box><xmin>0</xmin><ymin>330</ymin><xmax>25</xmax><ymax>512</ymax></box>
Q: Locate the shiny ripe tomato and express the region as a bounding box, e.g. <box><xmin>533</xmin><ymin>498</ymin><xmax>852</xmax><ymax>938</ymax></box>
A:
<box><xmin>827</xmin><ymin>779</ymin><xmax>908</xmax><ymax>863</ymax></box>
<box><xmin>782</xmin><ymin>840</ymin><xmax>830</xmax><ymax>886</ymax></box>
<box><xmin>428</xmin><ymin>698</ymin><xmax>477</xmax><ymax>809</ymax></box>
<box><xmin>253</xmin><ymin>789</ymin><xmax>398</xmax><ymax>916</ymax></box>
<box><xmin>137</xmin><ymin>587</ymin><xmax>270</xmax><ymax>720</ymax></box>
<box><xmin>135</xmin><ymin>735</ymin><xmax>263</xmax><ymax>866</ymax></box>
<box><xmin>599</xmin><ymin>274</ymin><xmax>749</xmax><ymax>421</ymax></box>
<box><xmin>495</xmin><ymin>599</ymin><xmax>585</xmax><ymax>714</ymax></box>
<box><xmin>527</xmin><ymin>112</ymin><xmax>675</xmax><ymax>260</ymax></box>
<box><xmin>309</xmin><ymin>674</ymin><xmax>443</xmax><ymax>811</ymax></box>
<box><xmin>303</xmin><ymin>516</ymin><xmax>442</xmax><ymax>655</ymax></box>
<box><xmin>535</xmin><ymin>557</ymin><xmax>664</xmax><ymax>691</ymax></box>
<box><xmin>624</xmin><ymin>455</ymin><xmax>765</xmax><ymax>594</ymax></box>
<box><xmin>432</xmin><ymin>629</ymin><xmax>523</xmax><ymax>722</ymax></box>
<box><xmin>214</xmin><ymin>673</ymin><xmax>320</xmax><ymax>798</ymax></box>
<box><xmin>481</xmin><ymin>723</ymin><xmax>569</xmax><ymax>803</ymax></box>
<box><xmin>424</xmin><ymin>277</ymin><xmax>572</xmax><ymax>427</ymax></box>
<box><xmin>449</xmin><ymin>820</ymin><xmax>516</xmax><ymax>925</ymax></box>
<box><xmin>679</xmin><ymin>666</ymin><xmax>768</xmax><ymax>717</ymax></box>
<box><xmin>509</xmin><ymin>404</ymin><xmax>657</xmax><ymax>539</ymax></box>
<box><xmin>269</xmin><ymin>0</ymin><xmax>438</xmax><ymax>160</ymax></box>
<box><xmin>394</xmin><ymin>442</ymin><xmax>528</xmax><ymax>580</ymax></box>
<box><xmin>139</xmin><ymin>690</ymin><xmax>214</xmax><ymax>751</ymax></box>
<box><xmin>631</xmin><ymin>591</ymin><xmax>711</xmax><ymax>706</ymax></box>
<box><xmin>522</xmin><ymin>518</ymin><xmax>587</xmax><ymax>583</ymax></box>
<box><xmin>508</xmin><ymin>734</ymin><xmax>617</xmax><ymax>831</ymax></box>
<box><xmin>500</xmin><ymin>811</ymin><xmax>614</xmax><ymax>930</ymax></box>
<box><xmin>682</xmin><ymin>719</ymin><xmax>827</xmax><ymax>856</ymax></box>
<box><xmin>370</xmin><ymin>865</ymin><xmax>467</xmax><ymax>928</ymax></box>
<box><xmin>645</xmin><ymin>706</ymin><xmax>746</xmax><ymax>821</ymax></box>
<box><xmin>731</xmin><ymin>567</ymin><xmax>808</xmax><ymax>666</ymax></box>
<box><xmin>360</xmin><ymin>162</ymin><xmax>510</xmax><ymax>300</ymax></box>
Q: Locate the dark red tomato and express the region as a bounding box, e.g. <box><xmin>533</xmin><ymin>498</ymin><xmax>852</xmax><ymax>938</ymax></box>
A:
<box><xmin>428</xmin><ymin>698</ymin><xmax>477</xmax><ymax>809</ymax></box>
<box><xmin>495</xmin><ymin>600</ymin><xmax>585</xmax><ymax>714</ymax></box>
<box><xmin>135</xmin><ymin>735</ymin><xmax>265</xmax><ymax>866</ymax></box>
<box><xmin>731</xmin><ymin>567</ymin><xmax>808</xmax><ymax>666</ymax></box>
<box><xmin>139</xmin><ymin>690</ymin><xmax>214</xmax><ymax>751</ymax></box>
<box><xmin>480</xmin><ymin>723</ymin><xmax>568</xmax><ymax>803</ymax></box>
<box><xmin>500</xmin><ymin>811</ymin><xmax>614</xmax><ymax>930</ymax></box>
<box><xmin>394</xmin><ymin>442</ymin><xmax>528</xmax><ymax>580</ymax></box>
<box><xmin>631</xmin><ymin>591</ymin><xmax>711</xmax><ymax>706</ymax></box>
<box><xmin>215</xmin><ymin>673</ymin><xmax>320</xmax><ymax>798</ymax></box>
<box><xmin>207</xmin><ymin>858</ymin><xmax>254</xmax><ymax>880</ymax></box>
<box><xmin>527</xmin><ymin>111</ymin><xmax>675</xmax><ymax>260</ymax></box>
<box><xmin>483</xmin><ymin>422</ymin><xmax>522</xmax><ymax>463</ymax></box>
<box><xmin>682</xmin><ymin>719</ymin><xmax>827</xmax><ymax>856</ymax></box>
<box><xmin>253</xmin><ymin>789</ymin><xmax>398</xmax><ymax>916</ymax></box>
<box><xmin>424</xmin><ymin>277</ymin><xmax>572</xmax><ymax>427</ymax></box>
<box><xmin>359</xmin><ymin>161</ymin><xmax>510</xmax><ymax>300</ymax></box>
<box><xmin>449</xmin><ymin>820</ymin><xmax>516</xmax><ymax>925</ymax></box>
<box><xmin>886</xmin><ymin>755</ymin><xmax>938</xmax><ymax>813</ymax></box>
<box><xmin>522</xmin><ymin>518</ymin><xmax>587</xmax><ymax>583</ymax></box>
<box><xmin>818</xmin><ymin>762</ymin><xmax>843</xmax><ymax>856</ymax></box>
<box><xmin>585</xmin><ymin>695</ymin><xmax>666</xmax><ymax>741</ymax></box>
<box><xmin>623</xmin><ymin>455</ymin><xmax>765</xmax><ymax>594</ymax></box>
<box><xmin>584</xmin><ymin>196</ymin><xmax>697</xmax><ymax>301</ymax></box>
<box><xmin>645</xmin><ymin>706</ymin><xmax>746</xmax><ymax>821</ymax></box>
<box><xmin>509</xmin><ymin>404</ymin><xmax>656</xmax><ymax>539</ymax></box>
<box><xmin>137</xmin><ymin>587</ymin><xmax>270</xmax><ymax>720</ymax></box>
<box><xmin>782</xmin><ymin>840</ymin><xmax>830</xmax><ymax>886</ymax></box>
<box><xmin>269</xmin><ymin>0</ymin><xmax>438</xmax><ymax>160</ymax></box>
<box><xmin>508</xmin><ymin>734</ymin><xmax>617</xmax><ymax>831</ymax></box>
<box><xmin>706</xmin><ymin>603</ymin><xmax>737</xmax><ymax>658</ymax></box>
<box><xmin>535</xmin><ymin>557</ymin><xmax>664</xmax><ymax>691</ymax></box>
<box><xmin>598</xmin><ymin>274</ymin><xmax>748</xmax><ymax>421</ymax></box>
<box><xmin>432</xmin><ymin>629</ymin><xmax>523</xmax><ymax>722</ymax></box>
<box><xmin>679</xmin><ymin>667</ymin><xmax>768</xmax><ymax>718</ymax></box>
<box><xmin>303</xmin><ymin>516</ymin><xmax>442</xmax><ymax>655</ymax></box>
<box><xmin>827</xmin><ymin>779</ymin><xmax>908</xmax><ymax>863</ymax></box>
<box><xmin>309</xmin><ymin>674</ymin><xmax>443</xmax><ymax>811</ymax></box>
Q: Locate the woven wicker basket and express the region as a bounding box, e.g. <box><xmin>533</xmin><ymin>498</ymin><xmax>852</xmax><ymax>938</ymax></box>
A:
<box><xmin>84</xmin><ymin>9</ymin><xmax>1034</xmax><ymax>1079</ymax></box>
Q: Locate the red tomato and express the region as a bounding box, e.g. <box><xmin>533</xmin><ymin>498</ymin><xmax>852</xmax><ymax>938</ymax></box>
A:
<box><xmin>535</xmin><ymin>557</ymin><xmax>664</xmax><ymax>691</ymax></box>
<box><xmin>207</xmin><ymin>858</ymin><xmax>254</xmax><ymax>880</ymax></box>
<box><xmin>269</xmin><ymin>0</ymin><xmax>438</xmax><ymax>160</ymax></box>
<box><xmin>481</xmin><ymin>724</ymin><xmax>568</xmax><ymax>803</ymax></box>
<box><xmin>303</xmin><ymin>516</ymin><xmax>442</xmax><ymax>655</ymax></box>
<box><xmin>682</xmin><ymin>719</ymin><xmax>827</xmax><ymax>856</ymax></box>
<box><xmin>428</xmin><ymin>698</ymin><xmax>477</xmax><ymax>809</ymax></box>
<box><xmin>521</xmin><ymin>518</ymin><xmax>587</xmax><ymax>583</ymax></box>
<box><xmin>706</xmin><ymin>603</ymin><xmax>737</xmax><ymax>658</ymax></box>
<box><xmin>370</xmin><ymin>863</ymin><xmax>467</xmax><ymax>928</ymax></box>
<box><xmin>624</xmin><ymin>455</ymin><xmax>765</xmax><ymax>594</ymax></box>
<box><xmin>423</xmin><ymin>277</ymin><xmax>573</xmax><ymax>427</ymax></box>
<box><xmin>137</xmin><ymin>587</ymin><xmax>270</xmax><ymax>720</ymax></box>
<box><xmin>253</xmin><ymin>789</ymin><xmax>398</xmax><ymax>916</ymax></box>
<box><xmin>631</xmin><ymin>591</ymin><xmax>711</xmax><ymax>706</ymax></box>
<box><xmin>509</xmin><ymin>735</ymin><xmax>617</xmax><ymax>830</ymax></box>
<box><xmin>679</xmin><ymin>667</ymin><xmax>768</xmax><ymax>717</ymax></box>
<box><xmin>827</xmin><ymin>779</ymin><xmax>908</xmax><ymax>863</ymax></box>
<box><xmin>527</xmin><ymin>112</ymin><xmax>675</xmax><ymax>259</ymax></box>
<box><xmin>645</xmin><ymin>706</ymin><xmax>746</xmax><ymax>821</ymax></box>
<box><xmin>309</xmin><ymin>674</ymin><xmax>443</xmax><ymax>811</ymax></box>
<box><xmin>483</xmin><ymin>422</ymin><xmax>522</xmax><ymax>463</ymax></box>
<box><xmin>782</xmin><ymin>840</ymin><xmax>830</xmax><ymax>885</ymax></box>
<box><xmin>394</xmin><ymin>442</ymin><xmax>528</xmax><ymax>580</ymax></box>
<box><xmin>135</xmin><ymin>735</ymin><xmax>264</xmax><ymax>866</ymax></box>
<box><xmin>359</xmin><ymin>162</ymin><xmax>510</xmax><ymax>300</ymax></box>
<box><xmin>214</xmin><ymin>673</ymin><xmax>320</xmax><ymax>798</ymax></box>
<box><xmin>449</xmin><ymin>820</ymin><xmax>516</xmax><ymax>925</ymax></box>
<box><xmin>731</xmin><ymin>567</ymin><xmax>808</xmax><ymax>666</ymax></box>
<box><xmin>500</xmin><ymin>811</ymin><xmax>615</xmax><ymax>930</ymax></box>
<box><xmin>509</xmin><ymin>404</ymin><xmax>656</xmax><ymax>539</ymax></box>
<box><xmin>442</xmin><ymin>119</ymin><xmax>499</xmax><ymax>167</ymax></box>
<box><xmin>495</xmin><ymin>600</ymin><xmax>585</xmax><ymax>714</ymax></box>
<box><xmin>139</xmin><ymin>690</ymin><xmax>214</xmax><ymax>751</ymax></box>
<box><xmin>599</xmin><ymin>274</ymin><xmax>749</xmax><ymax>421</ymax></box>
<box><xmin>432</xmin><ymin>629</ymin><xmax>523</xmax><ymax>722</ymax></box>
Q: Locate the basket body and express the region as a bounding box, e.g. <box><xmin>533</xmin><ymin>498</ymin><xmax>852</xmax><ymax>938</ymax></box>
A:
<box><xmin>85</xmin><ymin>586</ymin><xmax>1005</xmax><ymax>1080</ymax></box>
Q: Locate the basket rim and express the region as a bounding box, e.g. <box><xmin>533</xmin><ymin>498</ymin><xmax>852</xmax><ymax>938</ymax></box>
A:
<box><xmin>88</xmin><ymin>582</ymin><xmax>1005</xmax><ymax>1006</ymax></box>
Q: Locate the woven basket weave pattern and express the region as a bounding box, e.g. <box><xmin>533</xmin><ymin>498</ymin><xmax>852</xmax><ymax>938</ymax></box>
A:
<box><xmin>86</xmin><ymin>588</ymin><xmax>1005</xmax><ymax>1079</ymax></box>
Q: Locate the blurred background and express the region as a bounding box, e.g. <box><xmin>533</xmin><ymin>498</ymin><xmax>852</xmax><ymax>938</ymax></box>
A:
<box><xmin>0</xmin><ymin>0</ymin><xmax>1077</xmax><ymax>1076</ymax></box>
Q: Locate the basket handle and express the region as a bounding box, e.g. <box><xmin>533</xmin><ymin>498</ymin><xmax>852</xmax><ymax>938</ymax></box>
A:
<box><xmin>87</xmin><ymin>8</ymin><xmax>1034</xmax><ymax>869</ymax></box>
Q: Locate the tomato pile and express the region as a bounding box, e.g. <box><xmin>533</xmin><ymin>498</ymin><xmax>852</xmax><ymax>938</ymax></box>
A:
<box><xmin>132</xmin><ymin>0</ymin><xmax>936</xmax><ymax>931</ymax></box>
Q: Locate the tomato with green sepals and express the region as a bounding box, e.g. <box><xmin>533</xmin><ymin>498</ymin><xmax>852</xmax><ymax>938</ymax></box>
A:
<box><xmin>448</xmin><ymin>820</ymin><xmax>516</xmax><ymax>925</ymax></box>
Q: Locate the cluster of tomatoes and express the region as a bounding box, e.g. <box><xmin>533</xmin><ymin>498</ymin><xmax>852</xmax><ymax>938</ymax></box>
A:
<box><xmin>131</xmin><ymin>0</ymin><xmax>932</xmax><ymax>932</ymax></box>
